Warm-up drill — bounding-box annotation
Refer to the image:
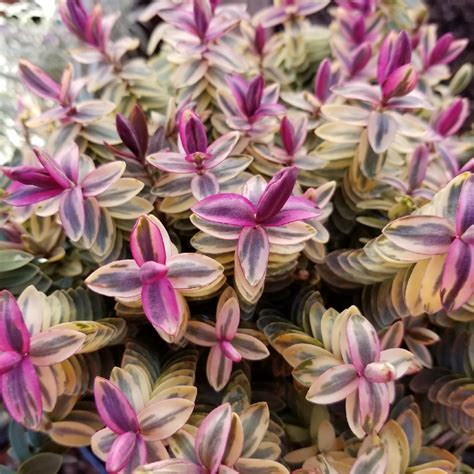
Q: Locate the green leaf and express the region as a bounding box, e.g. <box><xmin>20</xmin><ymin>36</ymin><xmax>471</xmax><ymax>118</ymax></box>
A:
<box><xmin>17</xmin><ymin>453</ymin><xmax>63</xmax><ymax>474</ymax></box>
<box><xmin>0</xmin><ymin>250</ymin><xmax>34</xmax><ymax>272</ymax></box>
<box><xmin>8</xmin><ymin>422</ymin><xmax>30</xmax><ymax>463</ymax></box>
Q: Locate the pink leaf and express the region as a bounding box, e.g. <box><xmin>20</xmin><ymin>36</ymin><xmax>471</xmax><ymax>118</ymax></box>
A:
<box><xmin>191</xmin><ymin>172</ymin><xmax>219</xmax><ymax>200</ymax></box>
<box><xmin>195</xmin><ymin>403</ymin><xmax>232</xmax><ymax>471</ymax></box>
<box><xmin>192</xmin><ymin>194</ymin><xmax>256</xmax><ymax>227</ymax></box>
<box><xmin>383</xmin><ymin>215</ymin><xmax>454</xmax><ymax>255</ymax></box>
<box><xmin>455</xmin><ymin>173</ymin><xmax>473</xmax><ymax>236</ymax></box>
<box><xmin>440</xmin><ymin>237</ymin><xmax>474</xmax><ymax>311</ymax></box>
<box><xmin>18</xmin><ymin>60</ymin><xmax>60</xmax><ymax>102</ymax></box>
<box><xmin>263</xmin><ymin>196</ymin><xmax>319</xmax><ymax>227</ymax></box>
<box><xmin>205</xmin><ymin>132</ymin><xmax>240</xmax><ymax>169</ymax></box>
<box><xmin>29</xmin><ymin>328</ymin><xmax>85</xmax><ymax>366</ymax></box>
<box><xmin>147</xmin><ymin>151</ymin><xmax>195</xmax><ymax>173</ymax></box>
<box><xmin>236</xmin><ymin>226</ymin><xmax>269</xmax><ymax>287</ymax></box>
<box><xmin>167</xmin><ymin>253</ymin><xmax>224</xmax><ymax>291</ymax></box>
<box><xmin>141</xmin><ymin>278</ymin><xmax>181</xmax><ymax>336</ymax></box>
<box><xmin>345</xmin><ymin>313</ymin><xmax>380</xmax><ymax>372</ymax></box>
<box><xmin>106</xmin><ymin>432</ymin><xmax>138</xmax><ymax>473</ymax></box>
<box><xmin>357</xmin><ymin>378</ymin><xmax>389</xmax><ymax>434</ymax></box>
<box><xmin>216</xmin><ymin>296</ymin><xmax>240</xmax><ymax>341</ymax></box>
<box><xmin>60</xmin><ymin>186</ymin><xmax>86</xmax><ymax>241</ymax></box>
<box><xmin>33</xmin><ymin>148</ymin><xmax>72</xmax><ymax>189</ymax></box>
<box><xmin>81</xmin><ymin>162</ymin><xmax>125</xmax><ymax>197</ymax></box>
<box><xmin>0</xmin><ymin>290</ymin><xmax>30</xmax><ymax>353</ymax></box>
<box><xmin>306</xmin><ymin>363</ymin><xmax>359</xmax><ymax>404</ymax></box>
<box><xmin>256</xmin><ymin>166</ymin><xmax>297</xmax><ymax>222</ymax></box>
<box><xmin>94</xmin><ymin>377</ymin><xmax>139</xmax><ymax>434</ymax></box>
<box><xmin>85</xmin><ymin>259</ymin><xmax>142</xmax><ymax>298</ymax></box>
<box><xmin>1</xmin><ymin>357</ymin><xmax>42</xmax><ymax>429</ymax></box>
<box><xmin>207</xmin><ymin>345</ymin><xmax>233</xmax><ymax>392</ymax></box>
<box><xmin>131</xmin><ymin>215</ymin><xmax>168</xmax><ymax>265</ymax></box>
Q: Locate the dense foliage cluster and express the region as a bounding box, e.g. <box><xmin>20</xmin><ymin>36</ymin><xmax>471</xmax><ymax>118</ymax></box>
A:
<box><xmin>0</xmin><ymin>0</ymin><xmax>473</xmax><ymax>472</ymax></box>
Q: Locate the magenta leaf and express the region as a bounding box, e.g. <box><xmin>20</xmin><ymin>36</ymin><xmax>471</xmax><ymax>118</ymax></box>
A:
<box><xmin>192</xmin><ymin>194</ymin><xmax>256</xmax><ymax>227</ymax></box>
<box><xmin>141</xmin><ymin>278</ymin><xmax>181</xmax><ymax>335</ymax></box>
<box><xmin>18</xmin><ymin>60</ymin><xmax>61</xmax><ymax>102</ymax></box>
<box><xmin>60</xmin><ymin>186</ymin><xmax>86</xmax><ymax>241</ymax></box>
<box><xmin>94</xmin><ymin>377</ymin><xmax>139</xmax><ymax>434</ymax></box>
<box><xmin>131</xmin><ymin>215</ymin><xmax>168</xmax><ymax>265</ymax></box>
<box><xmin>1</xmin><ymin>357</ymin><xmax>42</xmax><ymax>429</ymax></box>
<box><xmin>106</xmin><ymin>432</ymin><xmax>139</xmax><ymax>473</ymax></box>
<box><xmin>255</xmin><ymin>166</ymin><xmax>297</xmax><ymax>222</ymax></box>
<box><xmin>0</xmin><ymin>290</ymin><xmax>30</xmax><ymax>354</ymax></box>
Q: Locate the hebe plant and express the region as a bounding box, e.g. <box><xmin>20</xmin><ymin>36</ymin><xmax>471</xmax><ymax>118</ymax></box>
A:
<box><xmin>0</xmin><ymin>0</ymin><xmax>473</xmax><ymax>472</ymax></box>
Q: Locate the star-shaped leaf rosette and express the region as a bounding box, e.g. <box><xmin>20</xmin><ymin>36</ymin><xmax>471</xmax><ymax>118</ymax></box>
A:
<box><xmin>148</xmin><ymin>110</ymin><xmax>252</xmax><ymax>215</ymax></box>
<box><xmin>321</xmin><ymin>30</ymin><xmax>432</xmax><ymax>166</ymax></box>
<box><xmin>86</xmin><ymin>214</ymin><xmax>225</xmax><ymax>342</ymax></box>
<box><xmin>185</xmin><ymin>287</ymin><xmax>269</xmax><ymax>391</ymax></box>
<box><xmin>250</xmin><ymin>115</ymin><xmax>325</xmax><ymax>188</ymax></box>
<box><xmin>214</xmin><ymin>74</ymin><xmax>286</xmax><ymax>145</ymax></box>
<box><xmin>295</xmin><ymin>308</ymin><xmax>413</xmax><ymax>438</ymax></box>
<box><xmin>191</xmin><ymin>166</ymin><xmax>319</xmax><ymax>305</ymax></box>
<box><xmin>92</xmin><ymin>377</ymin><xmax>195</xmax><ymax>473</ymax></box>
<box><xmin>18</xmin><ymin>60</ymin><xmax>115</xmax><ymax>136</ymax></box>
<box><xmin>136</xmin><ymin>403</ymin><xmax>289</xmax><ymax>474</ymax></box>
<box><xmin>0</xmin><ymin>290</ymin><xmax>86</xmax><ymax>430</ymax></box>
<box><xmin>3</xmin><ymin>144</ymin><xmax>150</xmax><ymax>254</ymax></box>
<box><xmin>383</xmin><ymin>173</ymin><xmax>474</xmax><ymax>312</ymax></box>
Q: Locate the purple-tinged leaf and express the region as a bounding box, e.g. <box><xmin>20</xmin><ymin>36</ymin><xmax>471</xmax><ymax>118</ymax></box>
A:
<box><xmin>138</xmin><ymin>398</ymin><xmax>194</xmax><ymax>440</ymax></box>
<box><xmin>407</xmin><ymin>144</ymin><xmax>429</xmax><ymax>191</ymax></box>
<box><xmin>357</xmin><ymin>378</ymin><xmax>389</xmax><ymax>434</ymax></box>
<box><xmin>18</xmin><ymin>60</ymin><xmax>60</xmax><ymax>102</ymax></box>
<box><xmin>29</xmin><ymin>328</ymin><xmax>85</xmax><ymax>366</ymax></box>
<box><xmin>195</xmin><ymin>403</ymin><xmax>232</xmax><ymax>471</ymax></box>
<box><xmin>254</xmin><ymin>24</ymin><xmax>266</xmax><ymax>55</ymax></box>
<box><xmin>0</xmin><ymin>351</ymin><xmax>22</xmax><ymax>375</ymax></box>
<box><xmin>1</xmin><ymin>357</ymin><xmax>42</xmax><ymax>429</ymax></box>
<box><xmin>427</xmin><ymin>33</ymin><xmax>453</xmax><ymax>67</ymax></box>
<box><xmin>186</xmin><ymin>321</ymin><xmax>218</xmax><ymax>347</ymax></box>
<box><xmin>131</xmin><ymin>215</ymin><xmax>168</xmax><ymax>266</ymax></box>
<box><xmin>33</xmin><ymin>148</ymin><xmax>71</xmax><ymax>189</ymax></box>
<box><xmin>60</xmin><ymin>186</ymin><xmax>85</xmax><ymax>241</ymax></box>
<box><xmin>263</xmin><ymin>196</ymin><xmax>319</xmax><ymax>227</ymax></box>
<box><xmin>440</xmin><ymin>237</ymin><xmax>474</xmax><ymax>311</ymax></box>
<box><xmin>193</xmin><ymin>0</ymin><xmax>211</xmax><ymax>39</ymax></box>
<box><xmin>85</xmin><ymin>259</ymin><xmax>142</xmax><ymax>298</ymax></box>
<box><xmin>245</xmin><ymin>75</ymin><xmax>265</xmax><ymax>118</ymax></box>
<box><xmin>167</xmin><ymin>254</ymin><xmax>223</xmax><ymax>290</ymax></box>
<box><xmin>351</xmin><ymin>444</ymin><xmax>387</xmax><ymax>474</ymax></box>
<box><xmin>142</xmin><ymin>278</ymin><xmax>181</xmax><ymax>336</ymax></box>
<box><xmin>4</xmin><ymin>185</ymin><xmax>63</xmax><ymax>206</ymax></box>
<box><xmin>456</xmin><ymin>175</ymin><xmax>474</xmax><ymax>236</ymax></box>
<box><xmin>379</xmin><ymin>348</ymin><xmax>413</xmax><ymax>378</ymax></box>
<box><xmin>306</xmin><ymin>363</ymin><xmax>359</xmax><ymax>404</ymax></box>
<box><xmin>135</xmin><ymin>459</ymin><xmax>202</xmax><ymax>473</ymax></box>
<box><xmin>386</xmin><ymin>31</ymin><xmax>412</xmax><ymax>77</ymax></box>
<box><xmin>220</xmin><ymin>340</ymin><xmax>241</xmax><ymax>362</ymax></box>
<box><xmin>216</xmin><ymin>296</ymin><xmax>240</xmax><ymax>341</ymax></box>
<box><xmin>55</xmin><ymin>142</ymin><xmax>80</xmax><ymax>183</ymax></box>
<box><xmin>191</xmin><ymin>173</ymin><xmax>219</xmax><ymax>200</ymax></box>
<box><xmin>382</xmin><ymin>64</ymin><xmax>417</xmax><ymax>101</ymax></box>
<box><xmin>180</xmin><ymin>110</ymin><xmax>208</xmax><ymax>154</ymax></box>
<box><xmin>363</xmin><ymin>362</ymin><xmax>396</xmax><ymax>383</ymax></box>
<box><xmin>383</xmin><ymin>215</ymin><xmax>454</xmax><ymax>255</ymax></box>
<box><xmin>0</xmin><ymin>290</ymin><xmax>30</xmax><ymax>353</ymax></box>
<box><xmin>207</xmin><ymin>345</ymin><xmax>234</xmax><ymax>391</ymax></box>
<box><xmin>433</xmin><ymin>98</ymin><xmax>469</xmax><ymax>137</ymax></box>
<box><xmin>3</xmin><ymin>166</ymin><xmax>58</xmax><ymax>188</ymax></box>
<box><xmin>256</xmin><ymin>166</ymin><xmax>297</xmax><ymax>222</ymax></box>
<box><xmin>331</xmin><ymin>83</ymin><xmax>381</xmax><ymax>104</ymax></box>
<box><xmin>106</xmin><ymin>431</ymin><xmax>138</xmax><ymax>473</ymax></box>
<box><xmin>147</xmin><ymin>152</ymin><xmax>196</xmax><ymax>174</ymax></box>
<box><xmin>205</xmin><ymin>132</ymin><xmax>240</xmax><ymax>168</ymax></box>
<box><xmin>81</xmin><ymin>162</ymin><xmax>125</xmax><ymax>197</ymax></box>
<box><xmin>192</xmin><ymin>194</ymin><xmax>256</xmax><ymax>227</ymax></box>
<box><xmin>232</xmin><ymin>333</ymin><xmax>269</xmax><ymax>360</ymax></box>
<box><xmin>94</xmin><ymin>377</ymin><xmax>139</xmax><ymax>434</ymax></box>
<box><xmin>345</xmin><ymin>313</ymin><xmax>380</xmax><ymax>372</ymax></box>
<box><xmin>367</xmin><ymin>111</ymin><xmax>397</xmax><ymax>154</ymax></box>
<box><xmin>237</xmin><ymin>226</ymin><xmax>269</xmax><ymax>287</ymax></box>
<box><xmin>314</xmin><ymin>58</ymin><xmax>332</xmax><ymax>103</ymax></box>
<box><xmin>349</xmin><ymin>42</ymin><xmax>372</xmax><ymax>76</ymax></box>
